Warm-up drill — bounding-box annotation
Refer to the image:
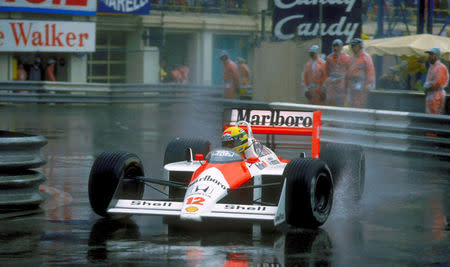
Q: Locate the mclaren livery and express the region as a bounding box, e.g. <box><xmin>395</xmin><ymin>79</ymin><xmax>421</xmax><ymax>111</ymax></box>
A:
<box><xmin>88</xmin><ymin>109</ymin><xmax>365</xmax><ymax>229</ymax></box>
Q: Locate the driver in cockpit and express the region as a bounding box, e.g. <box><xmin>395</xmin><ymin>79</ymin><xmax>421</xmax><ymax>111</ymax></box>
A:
<box><xmin>221</xmin><ymin>126</ymin><xmax>273</xmax><ymax>159</ymax></box>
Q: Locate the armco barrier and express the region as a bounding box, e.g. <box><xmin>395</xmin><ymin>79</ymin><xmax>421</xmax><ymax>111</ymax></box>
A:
<box><xmin>0</xmin><ymin>131</ymin><xmax>47</xmax><ymax>211</ymax></box>
<box><xmin>0</xmin><ymin>81</ymin><xmax>448</xmax><ymax>159</ymax></box>
<box><xmin>0</xmin><ymin>81</ymin><xmax>224</xmax><ymax>103</ymax></box>
<box><xmin>269</xmin><ymin>102</ymin><xmax>450</xmax><ymax>158</ymax></box>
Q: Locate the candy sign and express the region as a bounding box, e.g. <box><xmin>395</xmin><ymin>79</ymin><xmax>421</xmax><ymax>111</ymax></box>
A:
<box><xmin>0</xmin><ymin>0</ymin><xmax>96</xmax><ymax>16</ymax></box>
<box><xmin>272</xmin><ymin>0</ymin><xmax>362</xmax><ymax>54</ymax></box>
<box><xmin>0</xmin><ymin>20</ymin><xmax>96</xmax><ymax>52</ymax></box>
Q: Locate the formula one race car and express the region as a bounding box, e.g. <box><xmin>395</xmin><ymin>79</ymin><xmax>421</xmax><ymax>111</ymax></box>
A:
<box><xmin>88</xmin><ymin>109</ymin><xmax>365</xmax><ymax>229</ymax></box>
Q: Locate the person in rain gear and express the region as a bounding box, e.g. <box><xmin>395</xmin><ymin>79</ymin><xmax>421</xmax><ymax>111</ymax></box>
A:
<box><xmin>302</xmin><ymin>45</ymin><xmax>327</xmax><ymax>105</ymax></box>
<box><xmin>345</xmin><ymin>38</ymin><xmax>375</xmax><ymax>108</ymax></box>
<box><xmin>324</xmin><ymin>39</ymin><xmax>351</xmax><ymax>106</ymax></box>
<box><xmin>219</xmin><ymin>50</ymin><xmax>240</xmax><ymax>99</ymax></box>
<box><xmin>424</xmin><ymin>47</ymin><xmax>448</xmax><ymax>114</ymax></box>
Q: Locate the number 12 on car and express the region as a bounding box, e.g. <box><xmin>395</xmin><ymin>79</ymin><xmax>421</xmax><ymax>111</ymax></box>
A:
<box><xmin>186</xmin><ymin>197</ymin><xmax>205</xmax><ymax>205</ymax></box>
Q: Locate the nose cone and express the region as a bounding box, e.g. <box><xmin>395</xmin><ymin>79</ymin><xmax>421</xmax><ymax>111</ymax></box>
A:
<box><xmin>180</xmin><ymin>167</ymin><xmax>230</xmax><ymax>221</ymax></box>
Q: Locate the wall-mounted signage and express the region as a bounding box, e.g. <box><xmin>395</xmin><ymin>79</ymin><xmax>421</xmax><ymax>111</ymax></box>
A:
<box><xmin>272</xmin><ymin>0</ymin><xmax>362</xmax><ymax>54</ymax></box>
<box><xmin>97</xmin><ymin>0</ymin><xmax>150</xmax><ymax>14</ymax></box>
<box><xmin>0</xmin><ymin>20</ymin><xmax>96</xmax><ymax>52</ymax></box>
<box><xmin>0</xmin><ymin>0</ymin><xmax>96</xmax><ymax>16</ymax></box>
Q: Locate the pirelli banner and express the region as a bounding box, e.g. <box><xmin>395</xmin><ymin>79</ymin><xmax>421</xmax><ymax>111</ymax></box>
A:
<box><xmin>97</xmin><ymin>0</ymin><xmax>150</xmax><ymax>14</ymax></box>
<box><xmin>272</xmin><ymin>0</ymin><xmax>362</xmax><ymax>54</ymax></box>
<box><xmin>0</xmin><ymin>20</ymin><xmax>96</xmax><ymax>52</ymax></box>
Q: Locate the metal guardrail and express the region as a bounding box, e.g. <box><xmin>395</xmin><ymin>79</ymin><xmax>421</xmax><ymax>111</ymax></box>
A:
<box><xmin>268</xmin><ymin>102</ymin><xmax>450</xmax><ymax>159</ymax></box>
<box><xmin>0</xmin><ymin>81</ymin><xmax>225</xmax><ymax>103</ymax></box>
<box><xmin>0</xmin><ymin>81</ymin><xmax>448</xmax><ymax>158</ymax></box>
<box><xmin>0</xmin><ymin>81</ymin><xmax>255</xmax><ymax>102</ymax></box>
<box><xmin>0</xmin><ymin>131</ymin><xmax>47</xmax><ymax>212</ymax></box>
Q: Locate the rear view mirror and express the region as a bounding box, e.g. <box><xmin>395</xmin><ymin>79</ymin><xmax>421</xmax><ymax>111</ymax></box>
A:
<box><xmin>185</xmin><ymin>148</ymin><xmax>193</xmax><ymax>162</ymax></box>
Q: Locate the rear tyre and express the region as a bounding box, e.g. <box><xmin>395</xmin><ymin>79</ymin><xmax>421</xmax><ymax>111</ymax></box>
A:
<box><xmin>89</xmin><ymin>151</ymin><xmax>145</xmax><ymax>217</ymax></box>
<box><xmin>163</xmin><ymin>137</ymin><xmax>211</xmax><ymax>165</ymax></box>
<box><xmin>320</xmin><ymin>143</ymin><xmax>365</xmax><ymax>200</ymax></box>
<box><xmin>284</xmin><ymin>158</ymin><xmax>333</xmax><ymax>228</ymax></box>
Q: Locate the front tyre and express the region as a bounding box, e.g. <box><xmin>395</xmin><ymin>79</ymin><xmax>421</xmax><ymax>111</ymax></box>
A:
<box><xmin>89</xmin><ymin>151</ymin><xmax>145</xmax><ymax>217</ymax></box>
<box><xmin>284</xmin><ymin>158</ymin><xmax>333</xmax><ymax>228</ymax></box>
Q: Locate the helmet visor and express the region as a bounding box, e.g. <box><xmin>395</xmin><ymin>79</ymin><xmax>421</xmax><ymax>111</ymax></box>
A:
<box><xmin>222</xmin><ymin>139</ymin><xmax>238</xmax><ymax>149</ymax></box>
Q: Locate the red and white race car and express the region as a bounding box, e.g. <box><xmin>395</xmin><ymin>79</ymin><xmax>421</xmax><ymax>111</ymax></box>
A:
<box><xmin>88</xmin><ymin>109</ymin><xmax>365</xmax><ymax>229</ymax></box>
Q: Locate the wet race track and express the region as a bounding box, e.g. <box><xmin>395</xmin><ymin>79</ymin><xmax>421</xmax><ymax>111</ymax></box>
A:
<box><xmin>0</xmin><ymin>100</ymin><xmax>449</xmax><ymax>266</ymax></box>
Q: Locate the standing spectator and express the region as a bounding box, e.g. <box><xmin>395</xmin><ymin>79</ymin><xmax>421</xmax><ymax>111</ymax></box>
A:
<box><xmin>16</xmin><ymin>63</ymin><xmax>27</xmax><ymax>81</ymax></box>
<box><xmin>302</xmin><ymin>45</ymin><xmax>327</xmax><ymax>105</ymax></box>
<box><xmin>324</xmin><ymin>39</ymin><xmax>351</xmax><ymax>106</ymax></box>
<box><xmin>159</xmin><ymin>60</ymin><xmax>168</xmax><ymax>83</ymax></box>
<box><xmin>28</xmin><ymin>57</ymin><xmax>42</xmax><ymax>81</ymax></box>
<box><xmin>179</xmin><ymin>61</ymin><xmax>190</xmax><ymax>84</ymax></box>
<box><xmin>424</xmin><ymin>47</ymin><xmax>448</xmax><ymax>114</ymax></box>
<box><xmin>219</xmin><ymin>50</ymin><xmax>240</xmax><ymax>99</ymax></box>
<box><xmin>170</xmin><ymin>65</ymin><xmax>182</xmax><ymax>84</ymax></box>
<box><xmin>45</xmin><ymin>59</ymin><xmax>56</xmax><ymax>81</ymax></box>
<box><xmin>236</xmin><ymin>57</ymin><xmax>250</xmax><ymax>86</ymax></box>
<box><xmin>377</xmin><ymin>67</ymin><xmax>405</xmax><ymax>90</ymax></box>
<box><xmin>345</xmin><ymin>38</ymin><xmax>375</xmax><ymax>108</ymax></box>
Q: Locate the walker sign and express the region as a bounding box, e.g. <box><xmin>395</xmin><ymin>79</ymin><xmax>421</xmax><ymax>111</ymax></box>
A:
<box><xmin>272</xmin><ymin>0</ymin><xmax>362</xmax><ymax>53</ymax></box>
<box><xmin>97</xmin><ymin>0</ymin><xmax>150</xmax><ymax>14</ymax></box>
<box><xmin>0</xmin><ymin>0</ymin><xmax>96</xmax><ymax>16</ymax></box>
<box><xmin>0</xmin><ymin>20</ymin><xmax>96</xmax><ymax>52</ymax></box>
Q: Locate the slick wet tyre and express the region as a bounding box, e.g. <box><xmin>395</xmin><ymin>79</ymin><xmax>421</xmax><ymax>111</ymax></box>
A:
<box><xmin>89</xmin><ymin>151</ymin><xmax>145</xmax><ymax>217</ymax></box>
<box><xmin>284</xmin><ymin>158</ymin><xmax>333</xmax><ymax>229</ymax></box>
<box><xmin>164</xmin><ymin>137</ymin><xmax>211</xmax><ymax>165</ymax></box>
<box><xmin>320</xmin><ymin>143</ymin><xmax>365</xmax><ymax>200</ymax></box>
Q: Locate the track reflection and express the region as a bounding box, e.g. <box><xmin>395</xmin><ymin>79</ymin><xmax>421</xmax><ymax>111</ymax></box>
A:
<box><xmin>87</xmin><ymin>218</ymin><xmax>333</xmax><ymax>266</ymax></box>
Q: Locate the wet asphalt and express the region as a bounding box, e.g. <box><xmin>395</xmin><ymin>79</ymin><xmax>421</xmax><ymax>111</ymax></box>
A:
<box><xmin>0</xmin><ymin>101</ymin><xmax>448</xmax><ymax>266</ymax></box>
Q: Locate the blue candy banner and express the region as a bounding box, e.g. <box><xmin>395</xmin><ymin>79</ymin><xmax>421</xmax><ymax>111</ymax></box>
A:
<box><xmin>272</xmin><ymin>0</ymin><xmax>362</xmax><ymax>54</ymax></box>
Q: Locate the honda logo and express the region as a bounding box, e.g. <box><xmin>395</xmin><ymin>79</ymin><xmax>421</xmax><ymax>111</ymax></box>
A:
<box><xmin>195</xmin><ymin>185</ymin><xmax>212</xmax><ymax>194</ymax></box>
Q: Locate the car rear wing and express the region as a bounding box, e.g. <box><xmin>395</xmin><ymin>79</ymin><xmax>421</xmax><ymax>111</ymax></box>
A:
<box><xmin>223</xmin><ymin>109</ymin><xmax>322</xmax><ymax>158</ymax></box>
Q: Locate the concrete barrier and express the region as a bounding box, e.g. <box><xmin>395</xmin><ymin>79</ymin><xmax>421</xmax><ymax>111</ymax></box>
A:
<box><xmin>368</xmin><ymin>89</ymin><xmax>450</xmax><ymax>114</ymax></box>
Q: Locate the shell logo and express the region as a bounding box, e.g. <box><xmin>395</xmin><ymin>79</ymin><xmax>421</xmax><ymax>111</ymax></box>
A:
<box><xmin>185</xmin><ymin>206</ymin><xmax>198</xmax><ymax>212</ymax></box>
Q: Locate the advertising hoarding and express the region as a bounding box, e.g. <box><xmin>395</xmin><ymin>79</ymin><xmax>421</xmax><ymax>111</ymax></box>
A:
<box><xmin>97</xmin><ymin>0</ymin><xmax>150</xmax><ymax>14</ymax></box>
<box><xmin>0</xmin><ymin>0</ymin><xmax>96</xmax><ymax>16</ymax></box>
<box><xmin>272</xmin><ymin>0</ymin><xmax>362</xmax><ymax>54</ymax></box>
<box><xmin>0</xmin><ymin>20</ymin><xmax>96</xmax><ymax>52</ymax></box>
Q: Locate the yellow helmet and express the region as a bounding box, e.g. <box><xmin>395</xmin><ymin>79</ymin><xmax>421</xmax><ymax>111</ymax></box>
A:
<box><xmin>222</xmin><ymin>126</ymin><xmax>249</xmax><ymax>153</ymax></box>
